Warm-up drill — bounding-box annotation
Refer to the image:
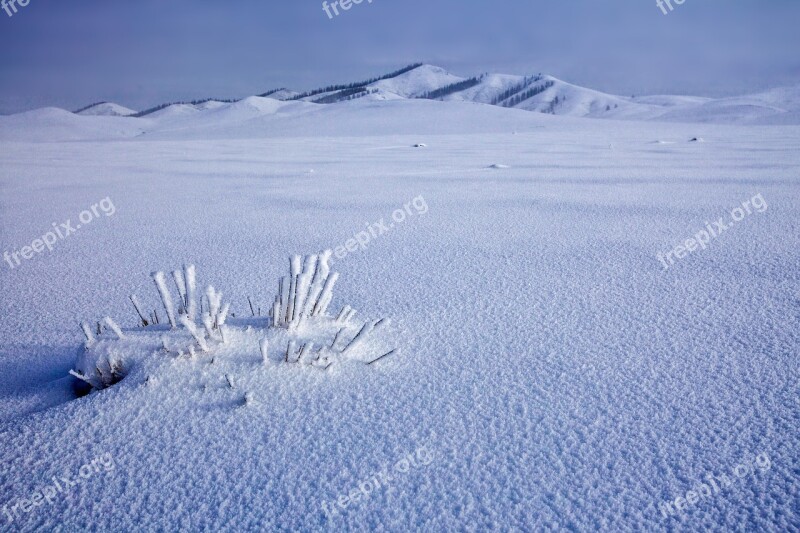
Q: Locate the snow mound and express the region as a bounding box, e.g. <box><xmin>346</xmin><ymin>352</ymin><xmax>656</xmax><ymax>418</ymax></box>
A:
<box><xmin>146</xmin><ymin>103</ymin><xmax>201</xmax><ymax>119</ymax></box>
<box><xmin>370</xmin><ymin>64</ymin><xmax>464</xmax><ymax>98</ymax></box>
<box><xmin>193</xmin><ymin>100</ymin><xmax>228</xmax><ymax>111</ymax></box>
<box><xmin>0</xmin><ymin>107</ymin><xmax>144</xmax><ymax>141</ymax></box>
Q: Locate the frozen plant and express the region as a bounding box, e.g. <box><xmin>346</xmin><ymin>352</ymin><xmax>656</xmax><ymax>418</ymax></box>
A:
<box><xmin>71</xmin><ymin>252</ymin><xmax>397</xmax><ymax>395</ymax></box>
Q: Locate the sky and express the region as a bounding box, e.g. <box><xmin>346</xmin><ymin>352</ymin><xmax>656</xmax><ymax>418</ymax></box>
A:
<box><xmin>0</xmin><ymin>0</ymin><xmax>798</xmax><ymax>113</ymax></box>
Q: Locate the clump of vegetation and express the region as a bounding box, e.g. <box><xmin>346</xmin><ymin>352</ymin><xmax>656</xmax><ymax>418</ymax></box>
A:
<box><xmin>71</xmin><ymin>251</ymin><xmax>397</xmax><ymax>393</ymax></box>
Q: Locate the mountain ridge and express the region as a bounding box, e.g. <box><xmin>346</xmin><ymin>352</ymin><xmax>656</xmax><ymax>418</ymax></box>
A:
<box><xmin>19</xmin><ymin>63</ymin><xmax>800</xmax><ymax>125</ymax></box>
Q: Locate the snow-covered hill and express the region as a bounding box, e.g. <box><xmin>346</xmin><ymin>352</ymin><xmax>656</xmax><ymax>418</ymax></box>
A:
<box><xmin>75</xmin><ymin>102</ymin><xmax>136</xmax><ymax>117</ymax></box>
<box><xmin>259</xmin><ymin>88</ymin><xmax>300</xmax><ymax>100</ymax></box>
<box><xmin>368</xmin><ymin>64</ymin><xmax>464</xmax><ymax>98</ymax></box>
<box><xmin>19</xmin><ymin>64</ymin><xmax>800</xmax><ymax>129</ymax></box>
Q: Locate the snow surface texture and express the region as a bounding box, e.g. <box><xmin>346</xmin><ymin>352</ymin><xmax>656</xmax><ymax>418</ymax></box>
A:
<box><xmin>0</xmin><ymin>98</ymin><xmax>798</xmax><ymax>531</ymax></box>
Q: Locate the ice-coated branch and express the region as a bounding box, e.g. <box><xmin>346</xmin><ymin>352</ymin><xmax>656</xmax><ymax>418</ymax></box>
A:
<box><xmin>335</xmin><ymin>305</ymin><xmax>351</xmax><ymax>322</ymax></box>
<box><xmin>152</xmin><ymin>271</ymin><xmax>177</xmax><ymax>328</ymax></box>
<box><xmin>295</xmin><ymin>254</ymin><xmax>318</xmax><ymax>320</ymax></box>
<box><xmin>286</xmin><ymin>255</ymin><xmax>302</xmax><ymax>323</ymax></box>
<box><xmin>272</xmin><ymin>300</ymin><xmax>281</xmax><ymax>327</ymax></box>
<box><xmin>202</xmin><ymin>315</ymin><xmax>215</xmax><ymax>340</ymax></box>
<box><xmin>285</xmin><ymin>340</ymin><xmax>297</xmax><ymax>363</ymax></box>
<box><xmin>184</xmin><ymin>264</ymin><xmax>197</xmax><ymax>320</ymax></box>
<box><xmin>216</xmin><ymin>302</ymin><xmax>230</xmax><ymax>328</ymax></box>
<box><xmin>259</xmin><ymin>337</ymin><xmax>269</xmax><ymax>365</ymax></box>
<box><xmin>179</xmin><ymin>315</ymin><xmax>209</xmax><ymax>352</ymax></box>
<box><xmin>341</xmin><ymin>320</ymin><xmax>377</xmax><ymax>355</ymax></box>
<box><xmin>367</xmin><ymin>348</ymin><xmax>398</xmax><ymax>365</ymax></box>
<box><xmin>314</xmin><ymin>272</ymin><xmax>339</xmax><ymax>316</ymax></box>
<box><xmin>69</xmin><ymin>369</ymin><xmax>103</xmax><ymax>390</ymax></box>
<box><xmin>129</xmin><ymin>295</ymin><xmax>149</xmax><ymax>327</ymax></box>
<box><xmin>303</xmin><ymin>260</ymin><xmax>326</xmax><ymax>318</ymax></box>
<box><xmin>80</xmin><ymin>322</ymin><xmax>95</xmax><ymax>344</ymax></box>
<box><xmin>299</xmin><ymin>342</ymin><xmax>314</xmax><ymax>364</ymax></box>
<box><xmin>104</xmin><ymin>317</ymin><xmax>125</xmax><ymax>340</ymax></box>
<box><xmin>206</xmin><ymin>285</ymin><xmax>222</xmax><ymax>322</ymax></box>
<box><xmin>172</xmin><ymin>270</ymin><xmax>187</xmax><ymax>313</ymax></box>
<box><xmin>330</xmin><ymin>327</ymin><xmax>346</xmax><ymax>350</ymax></box>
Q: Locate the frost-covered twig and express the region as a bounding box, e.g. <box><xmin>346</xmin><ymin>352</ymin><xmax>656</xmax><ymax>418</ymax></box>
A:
<box><xmin>296</xmin><ymin>254</ymin><xmax>318</xmax><ymax>320</ymax></box>
<box><xmin>216</xmin><ymin>302</ymin><xmax>230</xmax><ymax>329</ymax></box>
<box><xmin>367</xmin><ymin>348</ymin><xmax>398</xmax><ymax>365</ymax></box>
<box><xmin>202</xmin><ymin>315</ymin><xmax>215</xmax><ymax>340</ymax></box>
<box><xmin>336</xmin><ymin>306</ymin><xmax>351</xmax><ymax>323</ymax></box>
<box><xmin>80</xmin><ymin>322</ymin><xmax>95</xmax><ymax>344</ymax></box>
<box><xmin>206</xmin><ymin>285</ymin><xmax>222</xmax><ymax>323</ymax></box>
<box><xmin>259</xmin><ymin>338</ymin><xmax>269</xmax><ymax>365</ymax></box>
<box><xmin>314</xmin><ymin>272</ymin><xmax>339</xmax><ymax>316</ymax></box>
<box><xmin>152</xmin><ymin>271</ymin><xmax>177</xmax><ymax>328</ymax></box>
<box><xmin>299</xmin><ymin>342</ymin><xmax>314</xmax><ymax>364</ymax></box>
<box><xmin>272</xmin><ymin>300</ymin><xmax>281</xmax><ymax>327</ymax></box>
<box><xmin>342</xmin><ymin>320</ymin><xmax>376</xmax><ymax>355</ymax></box>
<box><xmin>179</xmin><ymin>315</ymin><xmax>209</xmax><ymax>352</ymax></box>
<box><xmin>285</xmin><ymin>340</ymin><xmax>297</xmax><ymax>363</ymax></box>
<box><xmin>104</xmin><ymin>317</ymin><xmax>125</xmax><ymax>340</ymax></box>
<box><xmin>129</xmin><ymin>295</ymin><xmax>149</xmax><ymax>327</ymax></box>
<box><xmin>69</xmin><ymin>369</ymin><xmax>103</xmax><ymax>390</ymax></box>
<box><xmin>286</xmin><ymin>255</ymin><xmax>302</xmax><ymax>323</ymax></box>
<box><xmin>278</xmin><ymin>277</ymin><xmax>289</xmax><ymax>325</ymax></box>
<box><xmin>330</xmin><ymin>327</ymin><xmax>346</xmax><ymax>350</ymax></box>
<box><xmin>172</xmin><ymin>270</ymin><xmax>187</xmax><ymax>314</ymax></box>
<box><xmin>184</xmin><ymin>264</ymin><xmax>197</xmax><ymax>320</ymax></box>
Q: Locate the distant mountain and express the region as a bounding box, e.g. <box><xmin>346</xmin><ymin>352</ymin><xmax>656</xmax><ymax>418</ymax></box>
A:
<box><xmin>74</xmin><ymin>101</ymin><xmax>136</xmax><ymax>117</ymax></box>
<box><xmin>52</xmin><ymin>63</ymin><xmax>800</xmax><ymax>126</ymax></box>
<box><xmin>258</xmin><ymin>88</ymin><xmax>299</xmax><ymax>100</ymax></box>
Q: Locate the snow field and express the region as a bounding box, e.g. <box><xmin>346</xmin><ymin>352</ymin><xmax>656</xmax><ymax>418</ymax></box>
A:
<box><xmin>0</xmin><ymin>102</ymin><xmax>797</xmax><ymax>530</ymax></box>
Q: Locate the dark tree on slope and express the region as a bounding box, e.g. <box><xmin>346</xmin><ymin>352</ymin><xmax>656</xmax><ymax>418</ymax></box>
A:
<box><xmin>490</xmin><ymin>75</ymin><xmax>543</xmax><ymax>105</ymax></box>
<box><xmin>288</xmin><ymin>63</ymin><xmax>423</xmax><ymax>101</ymax></box>
<box><xmin>258</xmin><ymin>88</ymin><xmax>288</xmax><ymax>98</ymax></box>
<box><xmin>417</xmin><ymin>76</ymin><xmax>484</xmax><ymax>100</ymax></box>
<box><xmin>73</xmin><ymin>101</ymin><xmax>109</xmax><ymax>114</ymax></box>
<box><xmin>543</xmin><ymin>95</ymin><xmax>563</xmax><ymax>114</ymax></box>
<box><xmin>500</xmin><ymin>81</ymin><xmax>554</xmax><ymax>108</ymax></box>
<box><xmin>313</xmin><ymin>87</ymin><xmax>372</xmax><ymax>104</ymax></box>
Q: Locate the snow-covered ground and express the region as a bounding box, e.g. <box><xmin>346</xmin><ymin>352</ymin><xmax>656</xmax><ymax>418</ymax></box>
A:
<box><xmin>0</xmin><ymin>99</ymin><xmax>798</xmax><ymax>531</ymax></box>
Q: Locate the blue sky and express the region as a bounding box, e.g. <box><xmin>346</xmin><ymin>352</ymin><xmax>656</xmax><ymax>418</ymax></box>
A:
<box><xmin>0</xmin><ymin>0</ymin><xmax>798</xmax><ymax>113</ymax></box>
